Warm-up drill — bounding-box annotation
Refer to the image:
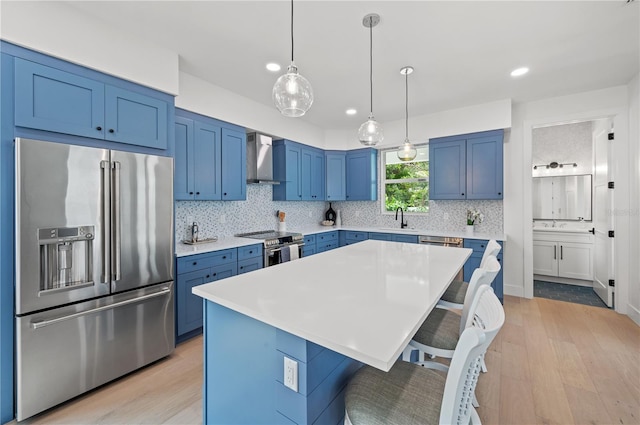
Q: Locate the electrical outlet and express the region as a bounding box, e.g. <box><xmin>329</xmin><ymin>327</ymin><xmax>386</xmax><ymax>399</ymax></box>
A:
<box><xmin>220</xmin><ymin>214</ymin><xmax>226</xmax><ymax>224</ymax></box>
<box><xmin>283</xmin><ymin>357</ymin><xmax>298</xmax><ymax>392</ymax></box>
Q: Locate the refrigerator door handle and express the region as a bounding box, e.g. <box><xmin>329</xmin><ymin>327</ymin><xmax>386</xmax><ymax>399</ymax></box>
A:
<box><xmin>31</xmin><ymin>287</ymin><xmax>171</xmax><ymax>330</ymax></box>
<box><xmin>100</xmin><ymin>160</ymin><xmax>110</xmax><ymax>283</ymax></box>
<box><xmin>112</xmin><ymin>161</ymin><xmax>121</xmax><ymax>282</ymax></box>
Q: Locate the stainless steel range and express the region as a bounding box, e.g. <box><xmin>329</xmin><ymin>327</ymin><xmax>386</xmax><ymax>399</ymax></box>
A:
<box><xmin>236</xmin><ymin>230</ymin><xmax>304</xmax><ymax>267</ymax></box>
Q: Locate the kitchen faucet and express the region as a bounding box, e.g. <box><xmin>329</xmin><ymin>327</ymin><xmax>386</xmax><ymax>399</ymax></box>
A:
<box><xmin>395</xmin><ymin>207</ymin><xmax>408</xmax><ymax>229</ymax></box>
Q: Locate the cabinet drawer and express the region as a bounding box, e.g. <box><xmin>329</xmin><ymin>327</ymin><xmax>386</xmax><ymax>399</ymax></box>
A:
<box><xmin>304</xmin><ymin>234</ymin><xmax>316</xmax><ymax>245</ymax></box>
<box><xmin>317</xmin><ymin>231</ymin><xmax>338</xmax><ymax>242</ymax></box>
<box><xmin>237</xmin><ymin>244</ymin><xmax>263</xmax><ymax>261</ymax></box>
<box><xmin>237</xmin><ymin>257</ymin><xmax>263</xmax><ymax>275</ymax></box>
<box><xmin>393</xmin><ymin>234</ymin><xmax>418</xmax><ymax>244</ymax></box>
<box><xmin>302</xmin><ymin>245</ymin><xmax>316</xmax><ymax>257</ymax></box>
<box><xmin>368</xmin><ymin>232</ymin><xmax>394</xmax><ymax>241</ymax></box>
<box><xmin>345</xmin><ymin>231</ymin><xmax>367</xmax><ymax>241</ymax></box>
<box><xmin>209</xmin><ymin>249</ymin><xmax>237</xmax><ymax>266</ymax></box>
<box><xmin>463</xmin><ymin>239</ymin><xmax>501</xmax><ymax>254</ymax></box>
<box><xmin>317</xmin><ymin>241</ymin><xmax>338</xmax><ymax>253</ymax></box>
<box><xmin>177</xmin><ymin>254</ymin><xmax>218</xmax><ymax>274</ymax></box>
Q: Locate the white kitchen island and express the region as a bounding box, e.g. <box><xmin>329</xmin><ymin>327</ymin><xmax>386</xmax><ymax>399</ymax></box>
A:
<box><xmin>193</xmin><ymin>240</ymin><xmax>471</xmax><ymax>424</ymax></box>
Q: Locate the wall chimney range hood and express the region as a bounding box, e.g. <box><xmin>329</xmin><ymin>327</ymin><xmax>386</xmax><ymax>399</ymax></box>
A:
<box><xmin>246</xmin><ymin>133</ymin><xmax>281</xmax><ymax>184</ymax></box>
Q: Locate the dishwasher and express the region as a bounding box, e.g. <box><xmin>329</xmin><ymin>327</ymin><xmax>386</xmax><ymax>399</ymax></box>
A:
<box><xmin>418</xmin><ymin>235</ymin><xmax>465</xmax><ymax>281</ymax></box>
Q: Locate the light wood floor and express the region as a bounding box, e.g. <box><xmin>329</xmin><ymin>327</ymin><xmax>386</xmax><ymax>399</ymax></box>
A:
<box><xmin>13</xmin><ymin>296</ymin><xmax>640</xmax><ymax>425</ymax></box>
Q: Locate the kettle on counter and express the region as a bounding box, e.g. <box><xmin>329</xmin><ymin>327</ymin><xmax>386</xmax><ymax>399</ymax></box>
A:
<box><xmin>325</xmin><ymin>203</ymin><xmax>336</xmax><ymax>222</ymax></box>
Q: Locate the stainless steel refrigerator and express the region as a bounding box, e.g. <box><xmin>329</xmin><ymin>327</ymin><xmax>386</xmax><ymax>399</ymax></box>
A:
<box><xmin>15</xmin><ymin>138</ymin><xmax>175</xmax><ymax>421</ymax></box>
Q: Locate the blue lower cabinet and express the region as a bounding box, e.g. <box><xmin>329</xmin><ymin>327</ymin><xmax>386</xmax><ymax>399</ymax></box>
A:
<box><xmin>302</xmin><ymin>234</ymin><xmax>317</xmax><ymax>257</ymax></box>
<box><xmin>463</xmin><ymin>239</ymin><xmax>503</xmax><ymax>302</ymax></box>
<box><xmin>343</xmin><ymin>231</ymin><xmax>368</xmax><ymax>246</ymax></box>
<box><xmin>316</xmin><ymin>231</ymin><xmax>338</xmax><ymax>253</ymax></box>
<box><xmin>393</xmin><ymin>234</ymin><xmax>418</xmax><ymax>244</ymax></box>
<box><xmin>176</xmin><ymin>249</ymin><xmax>239</xmax><ymax>341</ymax></box>
<box><xmin>368</xmin><ymin>232</ymin><xmax>394</xmax><ymax>241</ymax></box>
<box><xmin>238</xmin><ymin>258</ymin><xmax>262</xmax><ymax>275</ymax></box>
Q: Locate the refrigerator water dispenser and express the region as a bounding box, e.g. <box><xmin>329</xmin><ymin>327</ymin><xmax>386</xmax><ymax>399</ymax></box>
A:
<box><xmin>38</xmin><ymin>226</ymin><xmax>95</xmax><ymax>292</ymax></box>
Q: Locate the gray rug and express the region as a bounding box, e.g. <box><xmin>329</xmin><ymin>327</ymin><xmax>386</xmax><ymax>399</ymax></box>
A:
<box><xmin>534</xmin><ymin>280</ymin><xmax>609</xmax><ymax>308</ymax></box>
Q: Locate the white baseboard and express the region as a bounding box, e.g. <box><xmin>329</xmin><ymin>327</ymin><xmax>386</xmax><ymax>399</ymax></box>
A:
<box><xmin>627</xmin><ymin>303</ymin><xmax>640</xmax><ymax>327</ymax></box>
<box><xmin>504</xmin><ymin>284</ymin><xmax>525</xmax><ymax>298</ymax></box>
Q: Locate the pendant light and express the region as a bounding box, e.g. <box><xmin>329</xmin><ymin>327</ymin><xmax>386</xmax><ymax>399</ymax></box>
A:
<box><xmin>397</xmin><ymin>66</ymin><xmax>417</xmax><ymax>161</ymax></box>
<box><xmin>358</xmin><ymin>13</ymin><xmax>383</xmax><ymax>146</ymax></box>
<box><xmin>272</xmin><ymin>0</ymin><xmax>313</xmax><ymax>117</ymax></box>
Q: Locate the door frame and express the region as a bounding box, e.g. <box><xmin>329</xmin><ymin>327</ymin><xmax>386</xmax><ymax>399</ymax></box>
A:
<box><xmin>523</xmin><ymin>107</ymin><xmax>630</xmax><ymax>314</ymax></box>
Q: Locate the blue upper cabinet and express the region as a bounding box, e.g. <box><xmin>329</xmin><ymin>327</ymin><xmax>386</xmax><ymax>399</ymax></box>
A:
<box><xmin>429</xmin><ymin>138</ymin><xmax>466</xmax><ymax>200</ymax></box>
<box><xmin>301</xmin><ymin>146</ymin><xmax>325</xmax><ymax>200</ymax></box>
<box><xmin>174</xmin><ymin>116</ymin><xmax>195</xmax><ymax>200</ymax></box>
<box><xmin>104</xmin><ymin>86</ymin><xmax>168</xmax><ymax>149</ymax></box>
<box><xmin>273</xmin><ymin>139</ymin><xmax>303</xmax><ymax>200</ymax></box>
<box><xmin>346</xmin><ymin>148</ymin><xmax>377</xmax><ymax>201</ymax></box>
<box><xmin>429</xmin><ymin>129</ymin><xmax>504</xmax><ymax>200</ymax></box>
<box><xmin>194</xmin><ymin>121</ymin><xmax>222</xmax><ymax>200</ymax></box>
<box><xmin>15</xmin><ymin>58</ymin><xmax>105</xmax><ymax>139</ymax></box>
<box><xmin>14</xmin><ymin>58</ymin><xmax>169</xmax><ymax>149</ymax></box>
<box><xmin>221</xmin><ymin>128</ymin><xmax>246</xmax><ymax>201</ymax></box>
<box><xmin>466</xmin><ymin>134</ymin><xmax>503</xmax><ymax>199</ymax></box>
<box><xmin>325</xmin><ymin>151</ymin><xmax>346</xmax><ymax>201</ymax></box>
<box><xmin>175</xmin><ymin>109</ymin><xmax>245</xmax><ymax>201</ymax></box>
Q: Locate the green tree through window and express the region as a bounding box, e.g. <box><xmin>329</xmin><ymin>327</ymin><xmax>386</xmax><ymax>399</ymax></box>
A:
<box><xmin>383</xmin><ymin>147</ymin><xmax>429</xmax><ymax>212</ymax></box>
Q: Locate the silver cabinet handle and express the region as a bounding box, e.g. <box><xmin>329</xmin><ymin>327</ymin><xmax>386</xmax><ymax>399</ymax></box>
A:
<box><xmin>100</xmin><ymin>160</ymin><xmax>110</xmax><ymax>283</ymax></box>
<box><xmin>32</xmin><ymin>288</ymin><xmax>171</xmax><ymax>330</ymax></box>
<box><xmin>554</xmin><ymin>245</ymin><xmax>557</xmax><ymax>260</ymax></box>
<box><xmin>560</xmin><ymin>245</ymin><xmax>563</xmax><ymax>260</ymax></box>
<box><xmin>112</xmin><ymin>161</ymin><xmax>121</xmax><ymax>281</ymax></box>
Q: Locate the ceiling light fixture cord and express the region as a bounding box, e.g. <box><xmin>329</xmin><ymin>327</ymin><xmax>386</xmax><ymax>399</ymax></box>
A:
<box><xmin>369</xmin><ymin>15</ymin><xmax>373</xmax><ymax>115</ymax></box>
<box><xmin>290</xmin><ymin>0</ymin><xmax>294</xmax><ymax>62</ymax></box>
<box><xmin>405</xmin><ymin>71</ymin><xmax>409</xmax><ymax>140</ymax></box>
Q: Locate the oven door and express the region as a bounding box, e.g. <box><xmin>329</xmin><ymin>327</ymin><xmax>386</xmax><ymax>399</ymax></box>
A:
<box><xmin>264</xmin><ymin>243</ymin><xmax>303</xmax><ymax>267</ymax></box>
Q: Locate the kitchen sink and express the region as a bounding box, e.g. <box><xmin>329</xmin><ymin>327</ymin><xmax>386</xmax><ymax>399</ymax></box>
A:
<box><xmin>182</xmin><ymin>237</ymin><xmax>219</xmax><ymax>245</ymax></box>
<box><xmin>375</xmin><ymin>227</ymin><xmax>418</xmax><ymax>234</ymax></box>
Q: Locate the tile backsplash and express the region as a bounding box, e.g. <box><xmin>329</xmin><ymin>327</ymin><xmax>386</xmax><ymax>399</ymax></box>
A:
<box><xmin>175</xmin><ymin>185</ymin><xmax>503</xmax><ymax>242</ymax></box>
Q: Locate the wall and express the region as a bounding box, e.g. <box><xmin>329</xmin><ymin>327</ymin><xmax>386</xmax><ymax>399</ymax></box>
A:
<box><xmin>532</xmin><ymin>121</ymin><xmax>593</xmax><ymax>177</ymax></box>
<box><xmin>0</xmin><ymin>1</ymin><xmax>179</xmax><ymax>95</ymax></box>
<box><xmin>177</xmin><ymin>72</ymin><xmax>326</xmax><ymax>148</ymax></box>
<box><xmin>324</xmin><ymin>99</ymin><xmax>512</xmax><ymax>150</ymax></box>
<box><xmin>508</xmin><ymin>86</ymin><xmax>630</xmax><ymax>311</ymax></box>
<box><xmin>627</xmin><ymin>73</ymin><xmax>640</xmax><ymax>325</ymax></box>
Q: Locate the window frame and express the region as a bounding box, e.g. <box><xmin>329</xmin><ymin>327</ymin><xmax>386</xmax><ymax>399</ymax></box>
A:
<box><xmin>380</xmin><ymin>144</ymin><xmax>430</xmax><ymax>215</ymax></box>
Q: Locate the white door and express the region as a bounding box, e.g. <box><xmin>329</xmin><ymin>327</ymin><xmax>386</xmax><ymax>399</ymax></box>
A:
<box><xmin>533</xmin><ymin>241</ymin><xmax>559</xmax><ymax>276</ymax></box>
<box><xmin>592</xmin><ymin>118</ymin><xmax>614</xmax><ymax>307</ymax></box>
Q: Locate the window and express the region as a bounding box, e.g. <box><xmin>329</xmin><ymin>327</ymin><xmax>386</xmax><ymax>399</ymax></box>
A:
<box><xmin>382</xmin><ymin>146</ymin><xmax>429</xmax><ymax>213</ymax></box>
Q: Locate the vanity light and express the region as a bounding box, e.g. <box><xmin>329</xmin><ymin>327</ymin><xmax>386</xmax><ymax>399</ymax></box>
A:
<box><xmin>533</xmin><ymin>161</ymin><xmax>578</xmax><ymax>170</ymax></box>
<box><xmin>510</xmin><ymin>67</ymin><xmax>529</xmax><ymax>77</ymax></box>
<box><xmin>397</xmin><ymin>66</ymin><xmax>417</xmax><ymax>162</ymax></box>
<box><xmin>358</xmin><ymin>13</ymin><xmax>384</xmax><ymax>146</ymax></box>
<box><xmin>272</xmin><ymin>0</ymin><xmax>313</xmax><ymax>117</ymax></box>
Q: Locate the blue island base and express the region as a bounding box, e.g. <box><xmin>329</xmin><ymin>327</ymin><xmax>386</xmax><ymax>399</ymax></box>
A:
<box><xmin>203</xmin><ymin>301</ymin><xmax>362</xmax><ymax>424</ymax></box>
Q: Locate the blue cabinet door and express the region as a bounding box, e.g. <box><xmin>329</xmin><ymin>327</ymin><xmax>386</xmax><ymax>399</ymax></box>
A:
<box><xmin>177</xmin><ymin>269</ymin><xmax>209</xmax><ymax>336</ymax></box>
<box><xmin>325</xmin><ymin>151</ymin><xmax>346</xmax><ymax>201</ymax></box>
<box><xmin>193</xmin><ymin>121</ymin><xmax>221</xmax><ymax>200</ymax></box>
<box><xmin>174</xmin><ymin>117</ymin><xmax>195</xmax><ymax>200</ymax></box>
<box><xmin>346</xmin><ymin>148</ymin><xmax>377</xmax><ymax>201</ymax></box>
<box><xmin>273</xmin><ymin>140</ymin><xmax>302</xmax><ymax>201</ymax></box>
<box><xmin>429</xmin><ymin>139</ymin><xmax>466</xmax><ymax>200</ymax></box>
<box><xmin>221</xmin><ymin>128</ymin><xmax>246</xmax><ymax>200</ymax></box>
<box><xmin>466</xmin><ymin>135</ymin><xmax>503</xmax><ymax>200</ymax></box>
<box><xmin>463</xmin><ymin>239</ymin><xmax>503</xmax><ymax>302</ymax></box>
<box><xmin>301</xmin><ymin>146</ymin><xmax>325</xmax><ymax>200</ymax></box>
<box><xmin>15</xmin><ymin>58</ymin><xmax>105</xmax><ymax>139</ymax></box>
<box><xmin>104</xmin><ymin>85</ymin><xmax>168</xmax><ymax>149</ymax></box>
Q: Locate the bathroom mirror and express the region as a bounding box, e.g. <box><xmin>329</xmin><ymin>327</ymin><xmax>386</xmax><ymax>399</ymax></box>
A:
<box><xmin>532</xmin><ymin>174</ymin><xmax>592</xmax><ymax>220</ymax></box>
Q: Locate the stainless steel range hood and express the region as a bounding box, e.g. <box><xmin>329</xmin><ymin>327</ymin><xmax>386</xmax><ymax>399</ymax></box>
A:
<box><xmin>246</xmin><ymin>133</ymin><xmax>281</xmax><ymax>184</ymax></box>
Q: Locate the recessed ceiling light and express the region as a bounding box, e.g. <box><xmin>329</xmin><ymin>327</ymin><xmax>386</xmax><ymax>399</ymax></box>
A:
<box><xmin>266</xmin><ymin>63</ymin><xmax>281</xmax><ymax>72</ymax></box>
<box><xmin>511</xmin><ymin>67</ymin><xmax>529</xmax><ymax>77</ymax></box>
<box><xmin>346</xmin><ymin>108</ymin><xmax>357</xmax><ymax>115</ymax></box>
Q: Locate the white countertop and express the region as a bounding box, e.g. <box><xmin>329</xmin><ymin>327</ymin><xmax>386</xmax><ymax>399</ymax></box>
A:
<box><xmin>176</xmin><ymin>225</ymin><xmax>504</xmax><ymax>257</ymax></box>
<box><xmin>192</xmin><ymin>240</ymin><xmax>472</xmax><ymax>371</ymax></box>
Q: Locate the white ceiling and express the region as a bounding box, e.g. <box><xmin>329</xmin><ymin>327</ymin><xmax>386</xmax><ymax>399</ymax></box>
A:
<box><xmin>65</xmin><ymin>1</ymin><xmax>639</xmax><ymax>130</ymax></box>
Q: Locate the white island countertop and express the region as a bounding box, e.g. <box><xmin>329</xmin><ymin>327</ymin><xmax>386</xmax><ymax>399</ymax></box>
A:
<box><xmin>192</xmin><ymin>240</ymin><xmax>472</xmax><ymax>371</ymax></box>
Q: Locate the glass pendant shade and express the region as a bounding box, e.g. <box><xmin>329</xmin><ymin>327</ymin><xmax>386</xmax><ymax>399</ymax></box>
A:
<box><xmin>273</xmin><ymin>63</ymin><xmax>313</xmax><ymax>117</ymax></box>
<box><xmin>398</xmin><ymin>139</ymin><xmax>417</xmax><ymax>161</ymax></box>
<box><xmin>358</xmin><ymin>113</ymin><xmax>384</xmax><ymax>146</ymax></box>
